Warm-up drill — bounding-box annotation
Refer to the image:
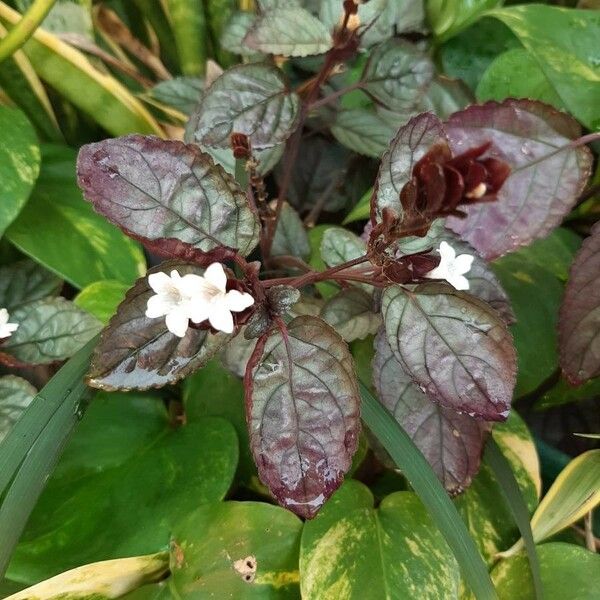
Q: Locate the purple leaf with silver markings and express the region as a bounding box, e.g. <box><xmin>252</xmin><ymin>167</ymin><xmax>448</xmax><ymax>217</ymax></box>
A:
<box><xmin>77</xmin><ymin>135</ymin><xmax>259</xmax><ymax>256</ymax></box>
<box><xmin>445</xmin><ymin>99</ymin><xmax>592</xmax><ymax>259</ymax></box>
<box><xmin>88</xmin><ymin>262</ymin><xmax>230</xmax><ymax>391</ymax></box>
<box><xmin>245</xmin><ymin>315</ymin><xmax>360</xmax><ymax>518</ymax></box>
<box><xmin>373</xmin><ymin>330</ymin><xmax>490</xmax><ymax>494</ymax></box>
<box><xmin>559</xmin><ymin>222</ymin><xmax>600</xmax><ymax>385</ymax></box>
<box><xmin>381</xmin><ymin>283</ymin><xmax>516</xmax><ymax>421</ymax></box>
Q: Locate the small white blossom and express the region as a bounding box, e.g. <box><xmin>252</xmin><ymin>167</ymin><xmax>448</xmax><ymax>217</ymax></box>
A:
<box><xmin>145</xmin><ymin>263</ymin><xmax>254</xmax><ymax>337</ymax></box>
<box><xmin>425</xmin><ymin>241</ymin><xmax>474</xmax><ymax>291</ymax></box>
<box><xmin>0</xmin><ymin>308</ymin><xmax>18</xmax><ymax>339</ymax></box>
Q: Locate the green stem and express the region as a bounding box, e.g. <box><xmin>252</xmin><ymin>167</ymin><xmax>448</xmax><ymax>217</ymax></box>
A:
<box><xmin>0</xmin><ymin>0</ymin><xmax>57</xmax><ymax>64</ymax></box>
<box><xmin>359</xmin><ymin>381</ymin><xmax>498</xmax><ymax>600</ymax></box>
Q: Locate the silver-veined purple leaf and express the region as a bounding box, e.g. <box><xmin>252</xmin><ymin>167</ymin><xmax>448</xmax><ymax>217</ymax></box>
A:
<box><xmin>87</xmin><ymin>262</ymin><xmax>230</xmax><ymax>391</ymax></box>
<box><xmin>245</xmin><ymin>315</ymin><xmax>360</xmax><ymax>518</ymax></box>
<box><xmin>321</xmin><ymin>288</ymin><xmax>381</xmax><ymax>342</ymax></box>
<box><xmin>445</xmin><ymin>99</ymin><xmax>592</xmax><ymax>259</ymax></box>
<box><xmin>381</xmin><ymin>283</ymin><xmax>516</xmax><ymax>421</ymax></box>
<box><xmin>371</xmin><ymin>112</ymin><xmax>446</xmax><ymax>222</ymax></box>
<box><xmin>187</xmin><ymin>63</ymin><xmax>300</xmax><ymax>150</ymax></box>
<box><xmin>373</xmin><ymin>330</ymin><xmax>489</xmax><ymax>493</ymax></box>
<box><xmin>559</xmin><ymin>222</ymin><xmax>600</xmax><ymax>385</ymax></box>
<box><xmin>77</xmin><ymin>135</ymin><xmax>260</xmax><ymax>256</ymax></box>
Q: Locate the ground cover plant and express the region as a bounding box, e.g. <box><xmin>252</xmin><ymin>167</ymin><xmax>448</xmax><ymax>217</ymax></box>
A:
<box><xmin>0</xmin><ymin>0</ymin><xmax>599</xmax><ymax>598</ymax></box>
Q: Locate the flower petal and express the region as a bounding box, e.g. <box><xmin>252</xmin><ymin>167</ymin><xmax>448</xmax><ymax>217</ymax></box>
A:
<box><xmin>204</xmin><ymin>263</ymin><xmax>228</xmax><ymax>293</ymax></box>
<box><xmin>438</xmin><ymin>241</ymin><xmax>456</xmax><ymax>263</ymax></box>
<box><xmin>208</xmin><ymin>303</ymin><xmax>234</xmax><ymax>333</ymax></box>
<box><xmin>148</xmin><ymin>271</ymin><xmax>174</xmax><ymax>294</ymax></box>
<box><xmin>449</xmin><ymin>273</ymin><xmax>470</xmax><ymax>291</ymax></box>
<box><xmin>145</xmin><ymin>294</ymin><xmax>171</xmax><ymax>318</ymax></box>
<box><xmin>225</xmin><ymin>290</ymin><xmax>254</xmax><ymax>312</ymax></box>
<box><xmin>187</xmin><ymin>298</ymin><xmax>211</xmax><ymax>324</ymax></box>
<box><xmin>0</xmin><ymin>308</ymin><xmax>9</xmax><ymax>325</ymax></box>
<box><xmin>178</xmin><ymin>273</ymin><xmax>215</xmax><ymax>299</ymax></box>
<box><xmin>165</xmin><ymin>309</ymin><xmax>190</xmax><ymax>337</ymax></box>
<box><xmin>424</xmin><ymin>265</ymin><xmax>449</xmax><ymax>281</ymax></box>
<box><xmin>453</xmin><ymin>253</ymin><xmax>474</xmax><ymax>275</ymax></box>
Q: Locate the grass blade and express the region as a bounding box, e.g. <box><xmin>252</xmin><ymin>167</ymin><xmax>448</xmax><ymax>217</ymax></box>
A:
<box><xmin>165</xmin><ymin>0</ymin><xmax>208</xmax><ymax>76</ymax></box>
<box><xmin>359</xmin><ymin>381</ymin><xmax>497</xmax><ymax>600</ymax></box>
<box><xmin>485</xmin><ymin>437</ymin><xmax>543</xmax><ymax>600</ymax></box>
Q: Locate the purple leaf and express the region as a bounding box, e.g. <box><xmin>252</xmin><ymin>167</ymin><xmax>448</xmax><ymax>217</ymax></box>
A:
<box><xmin>381</xmin><ymin>283</ymin><xmax>516</xmax><ymax>421</ymax></box>
<box><xmin>371</xmin><ymin>112</ymin><xmax>446</xmax><ymax>223</ymax></box>
<box><xmin>373</xmin><ymin>330</ymin><xmax>489</xmax><ymax>494</ymax></box>
<box><xmin>77</xmin><ymin>135</ymin><xmax>260</xmax><ymax>256</ymax></box>
<box><xmin>245</xmin><ymin>316</ymin><xmax>361</xmax><ymax>518</ymax></box>
<box><xmin>559</xmin><ymin>222</ymin><xmax>600</xmax><ymax>385</ymax></box>
<box><xmin>87</xmin><ymin>262</ymin><xmax>230</xmax><ymax>391</ymax></box>
<box><xmin>445</xmin><ymin>99</ymin><xmax>592</xmax><ymax>259</ymax></box>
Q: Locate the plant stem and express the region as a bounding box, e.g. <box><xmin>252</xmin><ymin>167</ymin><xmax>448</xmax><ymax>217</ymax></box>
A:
<box><xmin>309</xmin><ymin>81</ymin><xmax>364</xmax><ymax>111</ymax></box>
<box><xmin>0</xmin><ymin>0</ymin><xmax>57</xmax><ymax>64</ymax></box>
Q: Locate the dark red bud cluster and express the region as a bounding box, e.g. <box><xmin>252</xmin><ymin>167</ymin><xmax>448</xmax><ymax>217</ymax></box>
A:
<box><xmin>381</xmin><ymin>250</ymin><xmax>440</xmax><ymax>284</ymax></box>
<box><xmin>230</xmin><ymin>132</ymin><xmax>251</xmax><ymax>159</ymax></box>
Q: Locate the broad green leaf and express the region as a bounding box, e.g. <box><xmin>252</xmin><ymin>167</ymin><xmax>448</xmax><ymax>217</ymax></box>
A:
<box><xmin>445</xmin><ymin>99</ymin><xmax>592</xmax><ymax>260</ymax></box>
<box><xmin>145</xmin><ymin>76</ymin><xmax>203</xmax><ymax>116</ymax></box>
<box><xmin>77</xmin><ymin>135</ymin><xmax>259</xmax><ymax>257</ymax></box>
<box><xmin>381</xmin><ymin>283</ymin><xmax>516</xmax><ymax>421</ymax></box>
<box><xmin>0</xmin><ymin>259</ymin><xmax>61</xmax><ymax>311</ymax></box>
<box><xmin>455</xmin><ymin>411</ymin><xmax>541</xmax><ymax>564</ymax></box>
<box><xmin>165</xmin><ymin>0</ymin><xmax>207</xmax><ymax>76</ymax></box>
<box><xmin>8</xmin><ymin>403</ymin><xmax>238</xmax><ymax>583</ymax></box>
<box><xmin>6</xmin><ymin>145</ymin><xmax>146</xmax><ymax>289</ymax></box>
<box><xmin>320</xmin><ymin>227</ymin><xmax>366</xmax><ymax>269</ymax></box>
<box><xmin>500</xmin><ymin>449</ymin><xmax>600</xmax><ymax>557</ymax></box>
<box><xmin>330</xmin><ymin>109</ymin><xmax>395</xmax><ymax>158</ymax></box>
<box><xmin>307</xmin><ymin>225</ymin><xmax>340</xmax><ymax>299</ymax></box>
<box><xmin>477</xmin><ymin>48</ymin><xmax>565</xmax><ymax>111</ymax></box>
<box><xmin>559</xmin><ymin>223</ymin><xmax>600</xmax><ymax>384</ymax></box>
<box><xmin>0</xmin><ymin>298</ymin><xmax>101</xmax><ymax>365</ymax></box>
<box><xmin>187</xmin><ymin>63</ymin><xmax>300</xmax><ymax>150</ymax></box>
<box><xmin>492</xmin><ymin>251</ymin><xmax>564</xmax><ymax>397</ymax></box>
<box><xmin>0</xmin><ymin>107</ymin><xmax>40</xmax><ymax>237</ymax></box>
<box><xmin>244</xmin><ymin>6</ymin><xmax>332</xmax><ymax>57</ymax></box>
<box><xmin>344</xmin><ymin>188</ymin><xmax>372</xmax><ymax>224</ymax></box>
<box><xmin>170</xmin><ymin>501</ymin><xmax>302</xmax><ymax>598</ymax></box>
<box><xmin>87</xmin><ymin>263</ymin><xmax>230</xmax><ymax>391</ymax></box>
<box><xmin>272</xmin><ymin>202</ymin><xmax>310</xmax><ymax>260</ymax></box>
<box><xmin>247</xmin><ymin>315</ymin><xmax>360</xmax><ymax>518</ymax></box>
<box><xmin>220</xmin><ymin>11</ymin><xmax>260</xmax><ymax>57</ymax></box>
<box><xmin>373</xmin><ymin>331</ymin><xmax>489</xmax><ymax>494</ymax></box>
<box><xmin>321</xmin><ymin>289</ymin><xmax>380</xmax><ymax>342</ymax></box>
<box><xmin>74</xmin><ymin>280</ymin><xmax>129</xmax><ymax>324</ymax></box>
<box><xmin>492</xmin><ymin>543</ymin><xmax>600</xmax><ymax>600</ymax></box>
<box><xmin>427</xmin><ymin>0</ymin><xmax>502</xmax><ymax>42</ymax></box>
<box><xmin>362</xmin><ymin>39</ymin><xmax>433</xmax><ymax>111</ymax></box>
<box><xmin>7</xmin><ymin>552</ymin><xmax>169</xmax><ymax>600</ymax></box>
<box><xmin>300</xmin><ymin>483</ymin><xmax>461</xmax><ymax>599</ymax></box>
<box><xmin>489</xmin><ymin>5</ymin><xmax>600</xmax><ymax>131</ymax></box>
<box><xmin>0</xmin><ymin>376</ymin><xmax>36</xmax><ymax>443</ymax></box>
<box><xmin>419</xmin><ymin>76</ymin><xmax>472</xmax><ymax>119</ymax></box>
<box><xmin>0</xmin><ymin>2</ymin><xmax>162</xmax><ymax>136</ymax></box>
<box><xmin>538</xmin><ymin>376</ymin><xmax>600</xmax><ymax>410</ymax></box>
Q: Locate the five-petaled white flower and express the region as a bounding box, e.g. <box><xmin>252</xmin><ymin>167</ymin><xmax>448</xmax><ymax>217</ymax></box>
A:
<box><xmin>425</xmin><ymin>241</ymin><xmax>473</xmax><ymax>291</ymax></box>
<box><xmin>0</xmin><ymin>308</ymin><xmax>19</xmax><ymax>339</ymax></box>
<box><xmin>145</xmin><ymin>263</ymin><xmax>254</xmax><ymax>337</ymax></box>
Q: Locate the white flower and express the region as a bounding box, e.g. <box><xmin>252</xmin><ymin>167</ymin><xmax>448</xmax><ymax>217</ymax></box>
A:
<box><xmin>0</xmin><ymin>308</ymin><xmax>18</xmax><ymax>339</ymax></box>
<box><xmin>424</xmin><ymin>241</ymin><xmax>474</xmax><ymax>291</ymax></box>
<box><xmin>145</xmin><ymin>263</ymin><xmax>254</xmax><ymax>337</ymax></box>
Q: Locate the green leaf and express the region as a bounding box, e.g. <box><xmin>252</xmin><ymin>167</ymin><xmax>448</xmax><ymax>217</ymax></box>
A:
<box><xmin>165</xmin><ymin>0</ymin><xmax>207</xmax><ymax>76</ymax></box>
<box><xmin>1</xmin><ymin>298</ymin><xmax>101</xmax><ymax>366</ymax></box>
<box><xmin>321</xmin><ymin>288</ymin><xmax>380</xmax><ymax>343</ymax></box>
<box><xmin>0</xmin><ymin>106</ymin><xmax>40</xmax><ymax>238</ymax></box>
<box><xmin>344</xmin><ymin>187</ymin><xmax>372</xmax><ymax>224</ymax></box>
<box><xmin>87</xmin><ymin>263</ymin><xmax>230</xmax><ymax>391</ymax></box>
<box><xmin>320</xmin><ymin>226</ymin><xmax>366</xmax><ymax>268</ymax></box>
<box><xmin>220</xmin><ymin>11</ymin><xmax>260</xmax><ymax>57</ymax></box>
<box><xmin>300</xmin><ymin>482</ymin><xmax>461</xmax><ymax>598</ymax></box>
<box><xmin>361</xmin><ymin>39</ymin><xmax>433</xmax><ymax>111</ymax></box>
<box><xmin>307</xmin><ymin>225</ymin><xmax>340</xmax><ymax>299</ymax></box>
<box><xmin>537</xmin><ymin>376</ymin><xmax>600</xmax><ymax>410</ymax></box>
<box><xmin>427</xmin><ymin>0</ymin><xmax>502</xmax><ymax>42</ymax></box>
<box><xmin>0</xmin><ymin>259</ymin><xmax>61</xmax><ymax>311</ymax></box>
<box><xmin>187</xmin><ymin>63</ymin><xmax>300</xmax><ymax>150</ymax></box>
<box><xmin>246</xmin><ymin>315</ymin><xmax>361</xmax><ymax>518</ymax></box>
<box><xmin>492</xmin><ymin>543</ymin><xmax>600</xmax><ymax>600</ymax></box>
<box><xmin>74</xmin><ymin>280</ymin><xmax>129</xmax><ymax>324</ymax></box>
<box><xmin>330</xmin><ymin>109</ymin><xmax>395</xmax><ymax>158</ymax></box>
<box><xmin>489</xmin><ymin>5</ymin><xmax>600</xmax><ymax>131</ymax></box>
<box><xmin>170</xmin><ymin>501</ymin><xmax>302</xmax><ymax>598</ymax></box>
<box><xmin>359</xmin><ymin>381</ymin><xmax>497</xmax><ymax>599</ymax></box>
<box><xmin>77</xmin><ymin>135</ymin><xmax>260</xmax><ymax>257</ymax></box>
<box><xmin>9</xmin><ymin>405</ymin><xmax>238</xmax><ymax>583</ymax></box>
<box><xmin>381</xmin><ymin>283</ymin><xmax>516</xmax><ymax>421</ymax></box>
<box><xmin>477</xmin><ymin>48</ymin><xmax>565</xmax><ymax>111</ymax></box>
<box><xmin>6</xmin><ymin>145</ymin><xmax>146</xmax><ymax>289</ymax></box>
<box><xmin>0</xmin><ymin>376</ymin><xmax>36</xmax><ymax>444</ymax></box>
<box><xmin>244</xmin><ymin>6</ymin><xmax>332</xmax><ymax>57</ymax></box>
<box><xmin>419</xmin><ymin>75</ymin><xmax>472</xmax><ymax>119</ymax></box>
<box><xmin>272</xmin><ymin>202</ymin><xmax>311</xmax><ymax>260</ymax></box>
<box><xmin>145</xmin><ymin>76</ymin><xmax>203</xmax><ymax>116</ymax></box>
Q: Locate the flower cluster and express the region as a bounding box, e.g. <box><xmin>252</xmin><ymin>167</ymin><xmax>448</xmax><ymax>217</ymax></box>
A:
<box><xmin>145</xmin><ymin>262</ymin><xmax>254</xmax><ymax>337</ymax></box>
<box><xmin>0</xmin><ymin>308</ymin><xmax>18</xmax><ymax>339</ymax></box>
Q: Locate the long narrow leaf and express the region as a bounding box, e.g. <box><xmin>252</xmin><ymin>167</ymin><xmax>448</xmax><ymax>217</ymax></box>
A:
<box><xmin>359</xmin><ymin>381</ymin><xmax>498</xmax><ymax>600</ymax></box>
<box><xmin>485</xmin><ymin>437</ymin><xmax>543</xmax><ymax>600</ymax></box>
<box><xmin>165</xmin><ymin>0</ymin><xmax>207</xmax><ymax>76</ymax></box>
